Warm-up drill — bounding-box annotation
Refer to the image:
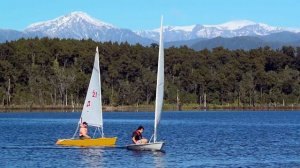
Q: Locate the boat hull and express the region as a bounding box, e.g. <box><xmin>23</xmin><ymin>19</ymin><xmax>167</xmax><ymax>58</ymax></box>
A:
<box><xmin>126</xmin><ymin>142</ymin><xmax>164</xmax><ymax>151</ymax></box>
<box><xmin>56</xmin><ymin>137</ymin><xmax>117</xmax><ymax>147</ymax></box>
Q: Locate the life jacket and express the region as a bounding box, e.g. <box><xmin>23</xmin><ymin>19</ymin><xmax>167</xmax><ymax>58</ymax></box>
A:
<box><xmin>132</xmin><ymin>130</ymin><xmax>142</xmax><ymax>141</ymax></box>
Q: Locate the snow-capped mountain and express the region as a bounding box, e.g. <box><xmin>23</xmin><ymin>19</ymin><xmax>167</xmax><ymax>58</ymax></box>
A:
<box><xmin>25</xmin><ymin>11</ymin><xmax>114</xmax><ymax>38</ymax></box>
<box><xmin>136</xmin><ymin>20</ymin><xmax>289</xmax><ymax>42</ymax></box>
<box><xmin>1</xmin><ymin>11</ymin><xmax>300</xmax><ymax>48</ymax></box>
<box><xmin>24</xmin><ymin>11</ymin><xmax>153</xmax><ymax>44</ymax></box>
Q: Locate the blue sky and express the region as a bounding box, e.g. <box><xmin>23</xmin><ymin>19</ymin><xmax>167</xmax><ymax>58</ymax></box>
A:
<box><xmin>1</xmin><ymin>0</ymin><xmax>300</xmax><ymax>30</ymax></box>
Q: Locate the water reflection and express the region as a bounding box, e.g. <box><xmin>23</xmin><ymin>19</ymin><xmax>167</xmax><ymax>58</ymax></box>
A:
<box><xmin>80</xmin><ymin>148</ymin><xmax>105</xmax><ymax>167</ymax></box>
<box><xmin>129</xmin><ymin>150</ymin><xmax>166</xmax><ymax>168</ymax></box>
<box><xmin>153</xmin><ymin>151</ymin><xmax>166</xmax><ymax>168</ymax></box>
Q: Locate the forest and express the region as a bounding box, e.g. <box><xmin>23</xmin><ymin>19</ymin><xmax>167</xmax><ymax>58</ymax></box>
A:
<box><xmin>0</xmin><ymin>38</ymin><xmax>299</xmax><ymax>109</ymax></box>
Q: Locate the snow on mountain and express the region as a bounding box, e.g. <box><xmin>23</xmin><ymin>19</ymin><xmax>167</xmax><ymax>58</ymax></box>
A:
<box><xmin>24</xmin><ymin>11</ymin><xmax>153</xmax><ymax>44</ymax></box>
<box><xmin>136</xmin><ymin>20</ymin><xmax>286</xmax><ymax>42</ymax></box>
<box><xmin>152</xmin><ymin>25</ymin><xmax>195</xmax><ymax>32</ymax></box>
<box><xmin>25</xmin><ymin>11</ymin><xmax>114</xmax><ymax>38</ymax></box>
<box><xmin>281</xmin><ymin>27</ymin><xmax>300</xmax><ymax>33</ymax></box>
<box><xmin>1</xmin><ymin>12</ymin><xmax>300</xmax><ymax>45</ymax></box>
<box><xmin>206</xmin><ymin>20</ymin><xmax>256</xmax><ymax>30</ymax></box>
<box><xmin>26</xmin><ymin>11</ymin><xmax>114</xmax><ymax>32</ymax></box>
<box><xmin>136</xmin><ymin>25</ymin><xmax>196</xmax><ymax>43</ymax></box>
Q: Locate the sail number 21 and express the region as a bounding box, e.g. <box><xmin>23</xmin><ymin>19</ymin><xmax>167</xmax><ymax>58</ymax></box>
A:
<box><xmin>86</xmin><ymin>90</ymin><xmax>98</xmax><ymax>107</ymax></box>
<box><xmin>92</xmin><ymin>90</ymin><xmax>98</xmax><ymax>98</ymax></box>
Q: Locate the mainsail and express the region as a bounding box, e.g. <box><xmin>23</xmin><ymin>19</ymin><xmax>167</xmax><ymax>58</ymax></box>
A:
<box><xmin>154</xmin><ymin>16</ymin><xmax>164</xmax><ymax>142</ymax></box>
<box><xmin>79</xmin><ymin>47</ymin><xmax>103</xmax><ymax>128</ymax></box>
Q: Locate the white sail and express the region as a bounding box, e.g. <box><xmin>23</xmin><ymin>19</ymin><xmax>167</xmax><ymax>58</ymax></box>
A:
<box><xmin>79</xmin><ymin>47</ymin><xmax>103</xmax><ymax>128</ymax></box>
<box><xmin>154</xmin><ymin>16</ymin><xmax>164</xmax><ymax>142</ymax></box>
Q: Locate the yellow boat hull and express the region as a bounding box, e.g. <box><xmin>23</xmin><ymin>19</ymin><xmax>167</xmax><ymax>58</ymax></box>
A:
<box><xmin>56</xmin><ymin>137</ymin><xmax>117</xmax><ymax>147</ymax></box>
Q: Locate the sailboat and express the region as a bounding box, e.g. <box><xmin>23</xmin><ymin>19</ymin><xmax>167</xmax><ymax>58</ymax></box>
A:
<box><xmin>126</xmin><ymin>16</ymin><xmax>165</xmax><ymax>151</ymax></box>
<box><xmin>56</xmin><ymin>47</ymin><xmax>117</xmax><ymax>147</ymax></box>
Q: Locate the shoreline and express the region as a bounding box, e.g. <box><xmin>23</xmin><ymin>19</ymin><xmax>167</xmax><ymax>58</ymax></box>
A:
<box><xmin>0</xmin><ymin>104</ymin><xmax>300</xmax><ymax>112</ymax></box>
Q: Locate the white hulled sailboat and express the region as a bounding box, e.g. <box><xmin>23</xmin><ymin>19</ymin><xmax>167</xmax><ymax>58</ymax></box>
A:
<box><xmin>127</xmin><ymin>16</ymin><xmax>165</xmax><ymax>151</ymax></box>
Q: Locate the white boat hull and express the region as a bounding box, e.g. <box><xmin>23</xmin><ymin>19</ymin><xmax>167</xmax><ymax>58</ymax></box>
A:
<box><xmin>126</xmin><ymin>142</ymin><xmax>164</xmax><ymax>151</ymax></box>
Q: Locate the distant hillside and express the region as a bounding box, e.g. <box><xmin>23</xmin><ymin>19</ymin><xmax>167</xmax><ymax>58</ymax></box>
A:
<box><xmin>165</xmin><ymin>38</ymin><xmax>207</xmax><ymax>48</ymax></box>
<box><xmin>262</xmin><ymin>31</ymin><xmax>300</xmax><ymax>43</ymax></box>
<box><xmin>0</xmin><ymin>29</ymin><xmax>24</xmax><ymax>42</ymax></box>
<box><xmin>166</xmin><ymin>32</ymin><xmax>300</xmax><ymax>50</ymax></box>
<box><xmin>191</xmin><ymin>36</ymin><xmax>277</xmax><ymax>50</ymax></box>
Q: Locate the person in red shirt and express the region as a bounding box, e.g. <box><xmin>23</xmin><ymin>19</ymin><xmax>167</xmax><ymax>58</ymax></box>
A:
<box><xmin>132</xmin><ymin>125</ymin><xmax>148</xmax><ymax>144</ymax></box>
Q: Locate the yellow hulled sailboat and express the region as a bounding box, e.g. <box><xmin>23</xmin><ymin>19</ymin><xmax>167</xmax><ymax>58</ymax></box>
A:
<box><xmin>56</xmin><ymin>47</ymin><xmax>117</xmax><ymax>147</ymax></box>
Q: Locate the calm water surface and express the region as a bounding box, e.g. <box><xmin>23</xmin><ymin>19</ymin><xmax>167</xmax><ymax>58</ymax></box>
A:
<box><xmin>1</xmin><ymin>111</ymin><xmax>300</xmax><ymax>167</ymax></box>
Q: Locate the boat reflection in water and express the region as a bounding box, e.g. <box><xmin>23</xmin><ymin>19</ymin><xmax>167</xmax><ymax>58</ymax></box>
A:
<box><xmin>80</xmin><ymin>148</ymin><xmax>105</xmax><ymax>167</ymax></box>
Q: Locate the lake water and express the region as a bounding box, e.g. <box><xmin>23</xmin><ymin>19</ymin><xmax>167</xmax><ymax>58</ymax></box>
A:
<box><xmin>1</xmin><ymin>111</ymin><xmax>300</xmax><ymax>167</ymax></box>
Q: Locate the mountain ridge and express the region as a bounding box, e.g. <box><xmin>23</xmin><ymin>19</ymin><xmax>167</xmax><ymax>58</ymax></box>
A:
<box><xmin>1</xmin><ymin>11</ymin><xmax>300</xmax><ymax>49</ymax></box>
<box><xmin>136</xmin><ymin>20</ymin><xmax>295</xmax><ymax>42</ymax></box>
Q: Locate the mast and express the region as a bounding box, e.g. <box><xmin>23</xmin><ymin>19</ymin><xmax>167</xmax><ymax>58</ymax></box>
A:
<box><xmin>97</xmin><ymin>46</ymin><xmax>104</xmax><ymax>137</ymax></box>
<box><xmin>154</xmin><ymin>16</ymin><xmax>164</xmax><ymax>143</ymax></box>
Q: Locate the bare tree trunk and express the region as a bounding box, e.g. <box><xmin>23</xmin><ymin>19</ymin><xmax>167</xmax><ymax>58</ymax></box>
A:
<box><xmin>146</xmin><ymin>87</ymin><xmax>151</xmax><ymax>105</ymax></box>
<box><xmin>65</xmin><ymin>89</ymin><xmax>68</xmax><ymax>106</ymax></box>
<box><xmin>238</xmin><ymin>91</ymin><xmax>240</xmax><ymax>107</ymax></box>
<box><xmin>199</xmin><ymin>94</ymin><xmax>202</xmax><ymax>107</ymax></box>
<box><xmin>39</xmin><ymin>90</ymin><xmax>43</xmax><ymax>105</ymax></box>
<box><xmin>249</xmin><ymin>92</ymin><xmax>252</xmax><ymax>106</ymax></box>
<box><xmin>260</xmin><ymin>87</ymin><xmax>263</xmax><ymax>105</ymax></box>
<box><xmin>252</xmin><ymin>90</ymin><xmax>255</xmax><ymax>107</ymax></box>
<box><xmin>176</xmin><ymin>89</ymin><xmax>181</xmax><ymax>111</ymax></box>
<box><xmin>136</xmin><ymin>100</ymin><xmax>139</xmax><ymax>112</ymax></box>
<box><xmin>204</xmin><ymin>93</ymin><xmax>207</xmax><ymax>109</ymax></box>
<box><xmin>110</xmin><ymin>85</ymin><xmax>114</xmax><ymax>106</ymax></box>
<box><xmin>71</xmin><ymin>94</ymin><xmax>74</xmax><ymax>111</ymax></box>
<box><xmin>7</xmin><ymin>78</ymin><xmax>11</xmax><ymax>106</ymax></box>
<box><xmin>50</xmin><ymin>93</ymin><xmax>54</xmax><ymax>105</ymax></box>
<box><xmin>54</xmin><ymin>88</ymin><xmax>57</xmax><ymax>105</ymax></box>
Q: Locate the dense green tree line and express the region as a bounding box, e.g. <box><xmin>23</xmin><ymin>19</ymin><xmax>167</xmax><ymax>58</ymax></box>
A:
<box><xmin>0</xmin><ymin>38</ymin><xmax>299</xmax><ymax>107</ymax></box>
